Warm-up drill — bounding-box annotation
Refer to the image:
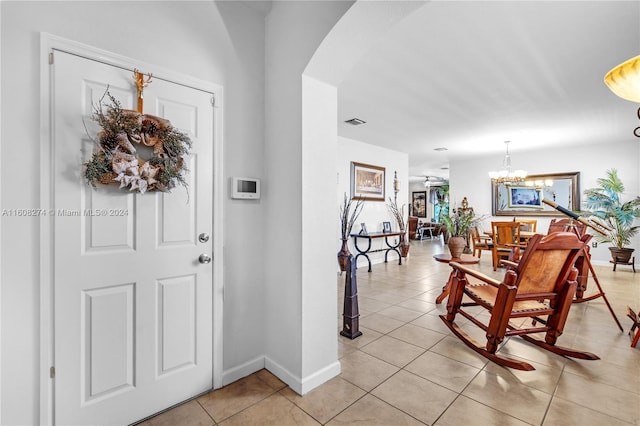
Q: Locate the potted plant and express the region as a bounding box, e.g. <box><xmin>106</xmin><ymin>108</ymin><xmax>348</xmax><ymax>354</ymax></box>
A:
<box><xmin>338</xmin><ymin>193</ymin><xmax>365</xmax><ymax>272</ymax></box>
<box><xmin>441</xmin><ymin>207</ymin><xmax>483</xmax><ymax>258</ymax></box>
<box><xmin>387</xmin><ymin>197</ymin><xmax>409</xmax><ymax>257</ymax></box>
<box><xmin>583</xmin><ymin>169</ymin><xmax>640</xmax><ymax>264</ymax></box>
<box><xmin>433</xmin><ymin>184</ymin><xmax>450</xmax><ymax>223</ymax></box>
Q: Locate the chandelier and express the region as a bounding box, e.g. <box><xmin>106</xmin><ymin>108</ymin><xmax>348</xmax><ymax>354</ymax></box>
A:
<box><xmin>488</xmin><ymin>141</ymin><xmax>527</xmax><ymax>184</ymax></box>
<box><xmin>603</xmin><ymin>54</ymin><xmax>640</xmax><ymax>137</ymax></box>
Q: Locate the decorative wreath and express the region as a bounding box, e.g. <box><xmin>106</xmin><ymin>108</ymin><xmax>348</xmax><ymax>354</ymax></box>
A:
<box><xmin>84</xmin><ymin>92</ymin><xmax>192</xmax><ymax>194</ymax></box>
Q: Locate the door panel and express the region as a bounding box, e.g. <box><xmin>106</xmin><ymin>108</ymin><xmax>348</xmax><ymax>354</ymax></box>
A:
<box><xmin>157</xmin><ymin>275</ymin><xmax>197</xmax><ymax>374</ymax></box>
<box><xmin>52</xmin><ymin>50</ymin><xmax>214</xmax><ymax>425</ymax></box>
<box><xmin>81</xmin><ymin>284</ymin><xmax>135</xmax><ymax>403</ymax></box>
<box><xmin>158</xmin><ymin>163</ymin><xmax>195</xmax><ymax>246</ymax></box>
<box><xmin>82</xmin><ymin>189</ymin><xmax>136</xmax><ymax>251</ymax></box>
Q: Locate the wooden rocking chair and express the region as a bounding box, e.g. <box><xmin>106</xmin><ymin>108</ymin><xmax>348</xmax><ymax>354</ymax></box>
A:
<box><xmin>440</xmin><ymin>232</ymin><xmax>600</xmax><ymax>371</ymax></box>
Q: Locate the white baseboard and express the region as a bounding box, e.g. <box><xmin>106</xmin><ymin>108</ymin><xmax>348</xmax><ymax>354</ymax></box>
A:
<box><xmin>265</xmin><ymin>357</ymin><xmax>341</xmax><ymax>395</ymax></box>
<box><xmin>221</xmin><ymin>356</ymin><xmax>265</xmax><ymax>387</ymax></box>
<box><xmin>300</xmin><ymin>361</ymin><xmax>341</xmax><ymax>395</ymax></box>
<box><xmin>222</xmin><ymin>356</ymin><xmax>341</xmax><ymax>396</ymax></box>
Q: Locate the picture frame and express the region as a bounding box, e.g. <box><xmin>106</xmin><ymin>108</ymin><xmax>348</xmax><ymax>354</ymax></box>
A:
<box><xmin>382</xmin><ymin>221</ymin><xmax>392</xmax><ymax>233</ymax></box>
<box><xmin>351</xmin><ymin>161</ymin><xmax>385</xmax><ymax>201</ymax></box>
<box><xmin>359</xmin><ymin>223</ymin><xmax>368</xmax><ymax>235</ymax></box>
<box><xmin>507</xmin><ymin>186</ymin><xmax>543</xmax><ymax>209</ymax></box>
<box><xmin>492</xmin><ymin>172</ymin><xmax>580</xmax><ymax>217</ymax></box>
<box><xmin>411</xmin><ymin>191</ymin><xmax>427</xmax><ymax>218</ymax></box>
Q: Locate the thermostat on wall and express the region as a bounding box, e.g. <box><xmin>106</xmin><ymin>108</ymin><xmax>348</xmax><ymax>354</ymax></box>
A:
<box><xmin>231</xmin><ymin>177</ymin><xmax>261</xmax><ymax>199</ymax></box>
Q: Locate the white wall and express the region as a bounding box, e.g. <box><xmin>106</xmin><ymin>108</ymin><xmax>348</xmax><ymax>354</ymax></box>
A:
<box><xmin>337</xmin><ymin>137</ymin><xmax>409</xmax><ymax>269</ymax></box>
<box><xmin>264</xmin><ymin>0</ymin><xmax>422</xmax><ymax>394</ymax></box>
<box><xmin>449</xmin><ymin>140</ymin><xmax>640</xmax><ymax>264</ymax></box>
<box><xmin>301</xmin><ymin>75</ymin><xmax>341</xmax><ymax>388</ymax></box>
<box><xmin>1</xmin><ymin>2</ymin><xmax>266</xmax><ymax>424</ymax></box>
<box><xmin>263</xmin><ymin>0</ymin><xmax>353</xmax><ymax>394</ymax></box>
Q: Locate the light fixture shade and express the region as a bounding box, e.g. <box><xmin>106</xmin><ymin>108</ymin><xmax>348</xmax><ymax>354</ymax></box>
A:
<box><xmin>604</xmin><ymin>54</ymin><xmax>640</xmax><ymax>103</ymax></box>
<box><xmin>488</xmin><ymin>141</ymin><xmax>527</xmax><ymax>184</ymax></box>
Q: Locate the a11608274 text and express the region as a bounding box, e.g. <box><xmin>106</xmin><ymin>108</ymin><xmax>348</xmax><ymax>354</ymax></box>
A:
<box><xmin>1</xmin><ymin>209</ymin><xmax>129</xmax><ymax>217</ymax></box>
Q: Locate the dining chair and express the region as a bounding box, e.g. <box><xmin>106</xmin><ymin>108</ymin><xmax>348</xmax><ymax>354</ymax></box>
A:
<box><xmin>440</xmin><ymin>232</ymin><xmax>599</xmax><ymax>370</ymax></box>
<box><xmin>491</xmin><ymin>221</ymin><xmax>522</xmax><ymax>271</ymax></box>
<box><xmin>470</xmin><ymin>227</ymin><xmax>493</xmax><ymax>259</ymax></box>
<box><xmin>518</xmin><ymin>218</ymin><xmax>537</xmax><ymax>232</ymax></box>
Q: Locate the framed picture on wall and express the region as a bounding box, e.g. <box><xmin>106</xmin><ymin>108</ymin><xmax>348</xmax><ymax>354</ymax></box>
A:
<box><xmin>412</xmin><ymin>191</ymin><xmax>427</xmax><ymax>218</ymax></box>
<box><xmin>351</xmin><ymin>162</ymin><xmax>385</xmax><ymax>201</ymax></box>
<box><xmin>507</xmin><ymin>186</ymin><xmax>543</xmax><ymax>208</ymax></box>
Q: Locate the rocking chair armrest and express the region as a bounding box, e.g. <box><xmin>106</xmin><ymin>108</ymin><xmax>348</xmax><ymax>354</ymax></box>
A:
<box><xmin>449</xmin><ymin>261</ymin><xmax>502</xmax><ymax>287</ymax></box>
<box><xmin>506</xmin><ymin>243</ymin><xmax>528</xmax><ymax>251</ymax></box>
<box><xmin>500</xmin><ymin>259</ymin><xmax>519</xmax><ymax>269</ymax></box>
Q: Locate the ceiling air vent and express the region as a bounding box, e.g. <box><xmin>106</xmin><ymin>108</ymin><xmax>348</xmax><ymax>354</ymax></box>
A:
<box><xmin>344</xmin><ymin>118</ymin><xmax>366</xmax><ymax>125</ymax></box>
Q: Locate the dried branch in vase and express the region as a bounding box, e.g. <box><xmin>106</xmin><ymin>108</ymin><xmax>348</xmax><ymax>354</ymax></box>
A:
<box><xmin>387</xmin><ymin>197</ymin><xmax>406</xmax><ymax>232</ymax></box>
<box><xmin>340</xmin><ymin>193</ymin><xmax>365</xmax><ymax>240</ymax></box>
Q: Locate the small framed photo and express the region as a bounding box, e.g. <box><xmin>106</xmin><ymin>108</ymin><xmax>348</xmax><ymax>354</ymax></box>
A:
<box><xmin>359</xmin><ymin>223</ymin><xmax>368</xmax><ymax>235</ymax></box>
<box><xmin>382</xmin><ymin>221</ymin><xmax>392</xmax><ymax>233</ymax></box>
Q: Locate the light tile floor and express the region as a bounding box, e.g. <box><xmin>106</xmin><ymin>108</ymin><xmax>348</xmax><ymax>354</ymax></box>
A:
<box><xmin>141</xmin><ymin>238</ymin><xmax>640</xmax><ymax>425</ymax></box>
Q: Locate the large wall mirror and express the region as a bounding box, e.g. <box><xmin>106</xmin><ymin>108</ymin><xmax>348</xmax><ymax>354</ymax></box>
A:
<box><xmin>492</xmin><ymin>172</ymin><xmax>580</xmax><ymax>216</ymax></box>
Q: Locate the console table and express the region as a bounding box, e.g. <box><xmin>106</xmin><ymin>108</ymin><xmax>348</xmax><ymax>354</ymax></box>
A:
<box><xmin>350</xmin><ymin>231</ymin><xmax>404</xmax><ymax>272</ymax></box>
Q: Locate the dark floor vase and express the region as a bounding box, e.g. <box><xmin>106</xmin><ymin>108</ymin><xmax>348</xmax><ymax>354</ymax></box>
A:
<box><xmin>338</xmin><ymin>239</ymin><xmax>351</xmax><ymax>272</ymax></box>
<box><xmin>400</xmin><ymin>233</ymin><xmax>410</xmax><ymax>257</ymax></box>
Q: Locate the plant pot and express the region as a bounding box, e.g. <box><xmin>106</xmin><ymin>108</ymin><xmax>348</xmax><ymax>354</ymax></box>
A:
<box><xmin>337</xmin><ymin>239</ymin><xmax>351</xmax><ymax>272</ymax></box>
<box><xmin>448</xmin><ymin>236</ymin><xmax>466</xmax><ymax>259</ymax></box>
<box><xmin>609</xmin><ymin>247</ymin><xmax>635</xmax><ymax>263</ymax></box>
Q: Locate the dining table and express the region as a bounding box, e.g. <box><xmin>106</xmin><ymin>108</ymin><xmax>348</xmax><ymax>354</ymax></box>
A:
<box><xmin>484</xmin><ymin>230</ymin><xmax>539</xmax><ymax>243</ymax></box>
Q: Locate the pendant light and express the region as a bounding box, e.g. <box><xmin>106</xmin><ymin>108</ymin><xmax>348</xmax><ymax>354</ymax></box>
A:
<box><xmin>604</xmin><ymin>54</ymin><xmax>640</xmax><ymax>137</ymax></box>
<box><xmin>488</xmin><ymin>141</ymin><xmax>527</xmax><ymax>184</ymax></box>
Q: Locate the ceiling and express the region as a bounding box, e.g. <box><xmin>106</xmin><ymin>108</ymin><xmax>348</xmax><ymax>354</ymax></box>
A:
<box><xmin>337</xmin><ymin>1</ymin><xmax>640</xmax><ymax>182</ymax></box>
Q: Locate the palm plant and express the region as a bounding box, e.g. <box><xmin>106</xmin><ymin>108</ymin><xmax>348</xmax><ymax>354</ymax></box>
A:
<box><xmin>433</xmin><ymin>184</ymin><xmax>449</xmax><ymax>222</ymax></box>
<box><xmin>583</xmin><ymin>169</ymin><xmax>640</xmax><ymax>250</ymax></box>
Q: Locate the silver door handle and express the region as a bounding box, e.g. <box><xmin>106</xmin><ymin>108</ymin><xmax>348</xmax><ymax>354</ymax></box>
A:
<box><xmin>198</xmin><ymin>254</ymin><xmax>212</xmax><ymax>264</ymax></box>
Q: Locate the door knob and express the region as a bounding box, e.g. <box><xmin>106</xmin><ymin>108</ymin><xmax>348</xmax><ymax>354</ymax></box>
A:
<box><xmin>198</xmin><ymin>254</ymin><xmax>212</xmax><ymax>264</ymax></box>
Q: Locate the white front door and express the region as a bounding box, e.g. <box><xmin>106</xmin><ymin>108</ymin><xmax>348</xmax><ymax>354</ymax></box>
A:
<box><xmin>52</xmin><ymin>50</ymin><xmax>214</xmax><ymax>425</ymax></box>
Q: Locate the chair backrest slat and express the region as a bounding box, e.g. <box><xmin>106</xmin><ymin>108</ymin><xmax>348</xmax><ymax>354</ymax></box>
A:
<box><xmin>492</xmin><ymin>221</ymin><xmax>521</xmax><ymax>246</ymax></box>
<box><xmin>513</xmin><ymin>232</ymin><xmax>585</xmax><ymax>295</ymax></box>
<box><xmin>518</xmin><ymin>219</ymin><xmax>537</xmax><ymax>232</ymax></box>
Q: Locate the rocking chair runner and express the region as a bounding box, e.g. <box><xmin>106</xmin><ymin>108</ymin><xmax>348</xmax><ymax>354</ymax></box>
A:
<box><xmin>440</xmin><ymin>232</ymin><xmax>600</xmax><ymax>371</ymax></box>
